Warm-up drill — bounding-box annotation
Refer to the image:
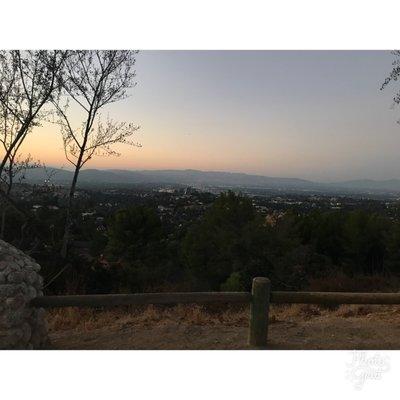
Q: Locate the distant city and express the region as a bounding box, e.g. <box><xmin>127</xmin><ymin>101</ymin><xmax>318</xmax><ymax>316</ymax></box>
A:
<box><xmin>14</xmin><ymin>170</ymin><xmax>400</xmax><ymax>243</ymax></box>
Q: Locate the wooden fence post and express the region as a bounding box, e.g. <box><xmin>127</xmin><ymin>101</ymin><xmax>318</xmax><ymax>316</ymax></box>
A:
<box><xmin>249</xmin><ymin>277</ymin><xmax>271</xmax><ymax>348</ymax></box>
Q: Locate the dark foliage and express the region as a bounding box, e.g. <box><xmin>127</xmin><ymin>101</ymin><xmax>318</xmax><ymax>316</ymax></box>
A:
<box><xmin>4</xmin><ymin>191</ymin><xmax>400</xmax><ymax>294</ymax></box>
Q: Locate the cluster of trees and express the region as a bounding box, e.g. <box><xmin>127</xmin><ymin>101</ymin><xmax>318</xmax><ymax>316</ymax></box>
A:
<box><xmin>20</xmin><ymin>191</ymin><xmax>400</xmax><ymax>295</ymax></box>
<box><xmin>180</xmin><ymin>193</ymin><xmax>400</xmax><ymax>291</ymax></box>
<box><xmin>0</xmin><ymin>50</ymin><xmax>139</xmax><ymax>257</ymax></box>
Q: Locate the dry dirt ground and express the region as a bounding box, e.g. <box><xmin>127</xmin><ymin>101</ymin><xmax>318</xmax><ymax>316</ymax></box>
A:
<box><xmin>47</xmin><ymin>304</ymin><xmax>400</xmax><ymax>350</ymax></box>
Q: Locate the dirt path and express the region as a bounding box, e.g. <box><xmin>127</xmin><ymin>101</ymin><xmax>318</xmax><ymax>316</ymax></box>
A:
<box><xmin>49</xmin><ymin>312</ymin><xmax>400</xmax><ymax>350</ymax></box>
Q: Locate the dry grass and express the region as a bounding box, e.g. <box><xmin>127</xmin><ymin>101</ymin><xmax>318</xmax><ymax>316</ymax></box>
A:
<box><xmin>47</xmin><ymin>304</ymin><xmax>250</xmax><ymax>332</ymax></box>
<box><xmin>270</xmin><ymin>303</ymin><xmax>400</xmax><ymax>320</ymax></box>
<box><xmin>47</xmin><ymin>302</ymin><xmax>400</xmax><ymax>333</ymax></box>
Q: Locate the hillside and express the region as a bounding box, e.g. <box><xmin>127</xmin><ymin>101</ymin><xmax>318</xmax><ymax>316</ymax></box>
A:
<box><xmin>20</xmin><ymin>167</ymin><xmax>400</xmax><ymax>194</ymax></box>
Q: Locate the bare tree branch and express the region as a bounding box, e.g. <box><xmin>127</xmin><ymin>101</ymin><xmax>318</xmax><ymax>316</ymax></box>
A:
<box><xmin>56</xmin><ymin>50</ymin><xmax>140</xmax><ymax>258</ymax></box>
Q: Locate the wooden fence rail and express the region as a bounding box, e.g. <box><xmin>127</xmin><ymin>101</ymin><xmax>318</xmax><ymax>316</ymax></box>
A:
<box><xmin>31</xmin><ymin>292</ymin><xmax>252</xmax><ymax>308</ymax></box>
<box><xmin>30</xmin><ymin>277</ymin><xmax>400</xmax><ymax>348</ymax></box>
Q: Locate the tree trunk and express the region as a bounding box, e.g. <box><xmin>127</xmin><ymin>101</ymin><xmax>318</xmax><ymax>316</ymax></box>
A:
<box><xmin>60</xmin><ymin>94</ymin><xmax>95</xmax><ymax>259</ymax></box>
<box><xmin>0</xmin><ymin>123</ymin><xmax>28</xmax><ymax>179</ymax></box>
<box><xmin>60</xmin><ymin>165</ymin><xmax>81</xmax><ymax>259</ymax></box>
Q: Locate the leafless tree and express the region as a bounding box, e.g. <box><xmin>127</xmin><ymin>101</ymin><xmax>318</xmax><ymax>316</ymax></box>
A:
<box><xmin>0</xmin><ymin>96</ymin><xmax>41</xmax><ymax>195</ymax></box>
<box><xmin>56</xmin><ymin>50</ymin><xmax>140</xmax><ymax>258</ymax></box>
<box><xmin>0</xmin><ymin>50</ymin><xmax>68</xmax><ymax>208</ymax></box>
<box><xmin>0</xmin><ymin>108</ymin><xmax>40</xmax><ymax>241</ymax></box>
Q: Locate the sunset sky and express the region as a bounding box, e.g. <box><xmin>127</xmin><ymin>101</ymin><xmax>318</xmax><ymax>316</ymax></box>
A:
<box><xmin>21</xmin><ymin>50</ymin><xmax>400</xmax><ymax>182</ymax></box>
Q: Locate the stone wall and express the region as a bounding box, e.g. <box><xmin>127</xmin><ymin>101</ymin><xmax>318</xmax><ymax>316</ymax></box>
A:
<box><xmin>0</xmin><ymin>240</ymin><xmax>48</xmax><ymax>349</ymax></box>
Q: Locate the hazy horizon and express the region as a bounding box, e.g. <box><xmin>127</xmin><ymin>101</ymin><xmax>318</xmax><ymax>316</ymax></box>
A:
<box><xmin>32</xmin><ymin>164</ymin><xmax>400</xmax><ymax>184</ymax></box>
<box><xmin>20</xmin><ymin>50</ymin><xmax>400</xmax><ymax>182</ymax></box>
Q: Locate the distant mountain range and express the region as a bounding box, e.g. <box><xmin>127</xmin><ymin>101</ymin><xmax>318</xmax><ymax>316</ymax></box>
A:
<box><xmin>18</xmin><ymin>167</ymin><xmax>400</xmax><ymax>194</ymax></box>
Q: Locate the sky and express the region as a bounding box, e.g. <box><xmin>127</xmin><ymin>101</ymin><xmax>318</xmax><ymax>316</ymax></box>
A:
<box><xmin>21</xmin><ymin>50</ymin><xmax>400</xmax><ymax>182</ymax></box>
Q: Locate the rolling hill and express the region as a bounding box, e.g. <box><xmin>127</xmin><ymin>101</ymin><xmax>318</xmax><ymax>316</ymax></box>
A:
<box><xmin>19</xmin><ymin>167</ymin><xmax>400</xmax><ymax>194</ymax></box>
